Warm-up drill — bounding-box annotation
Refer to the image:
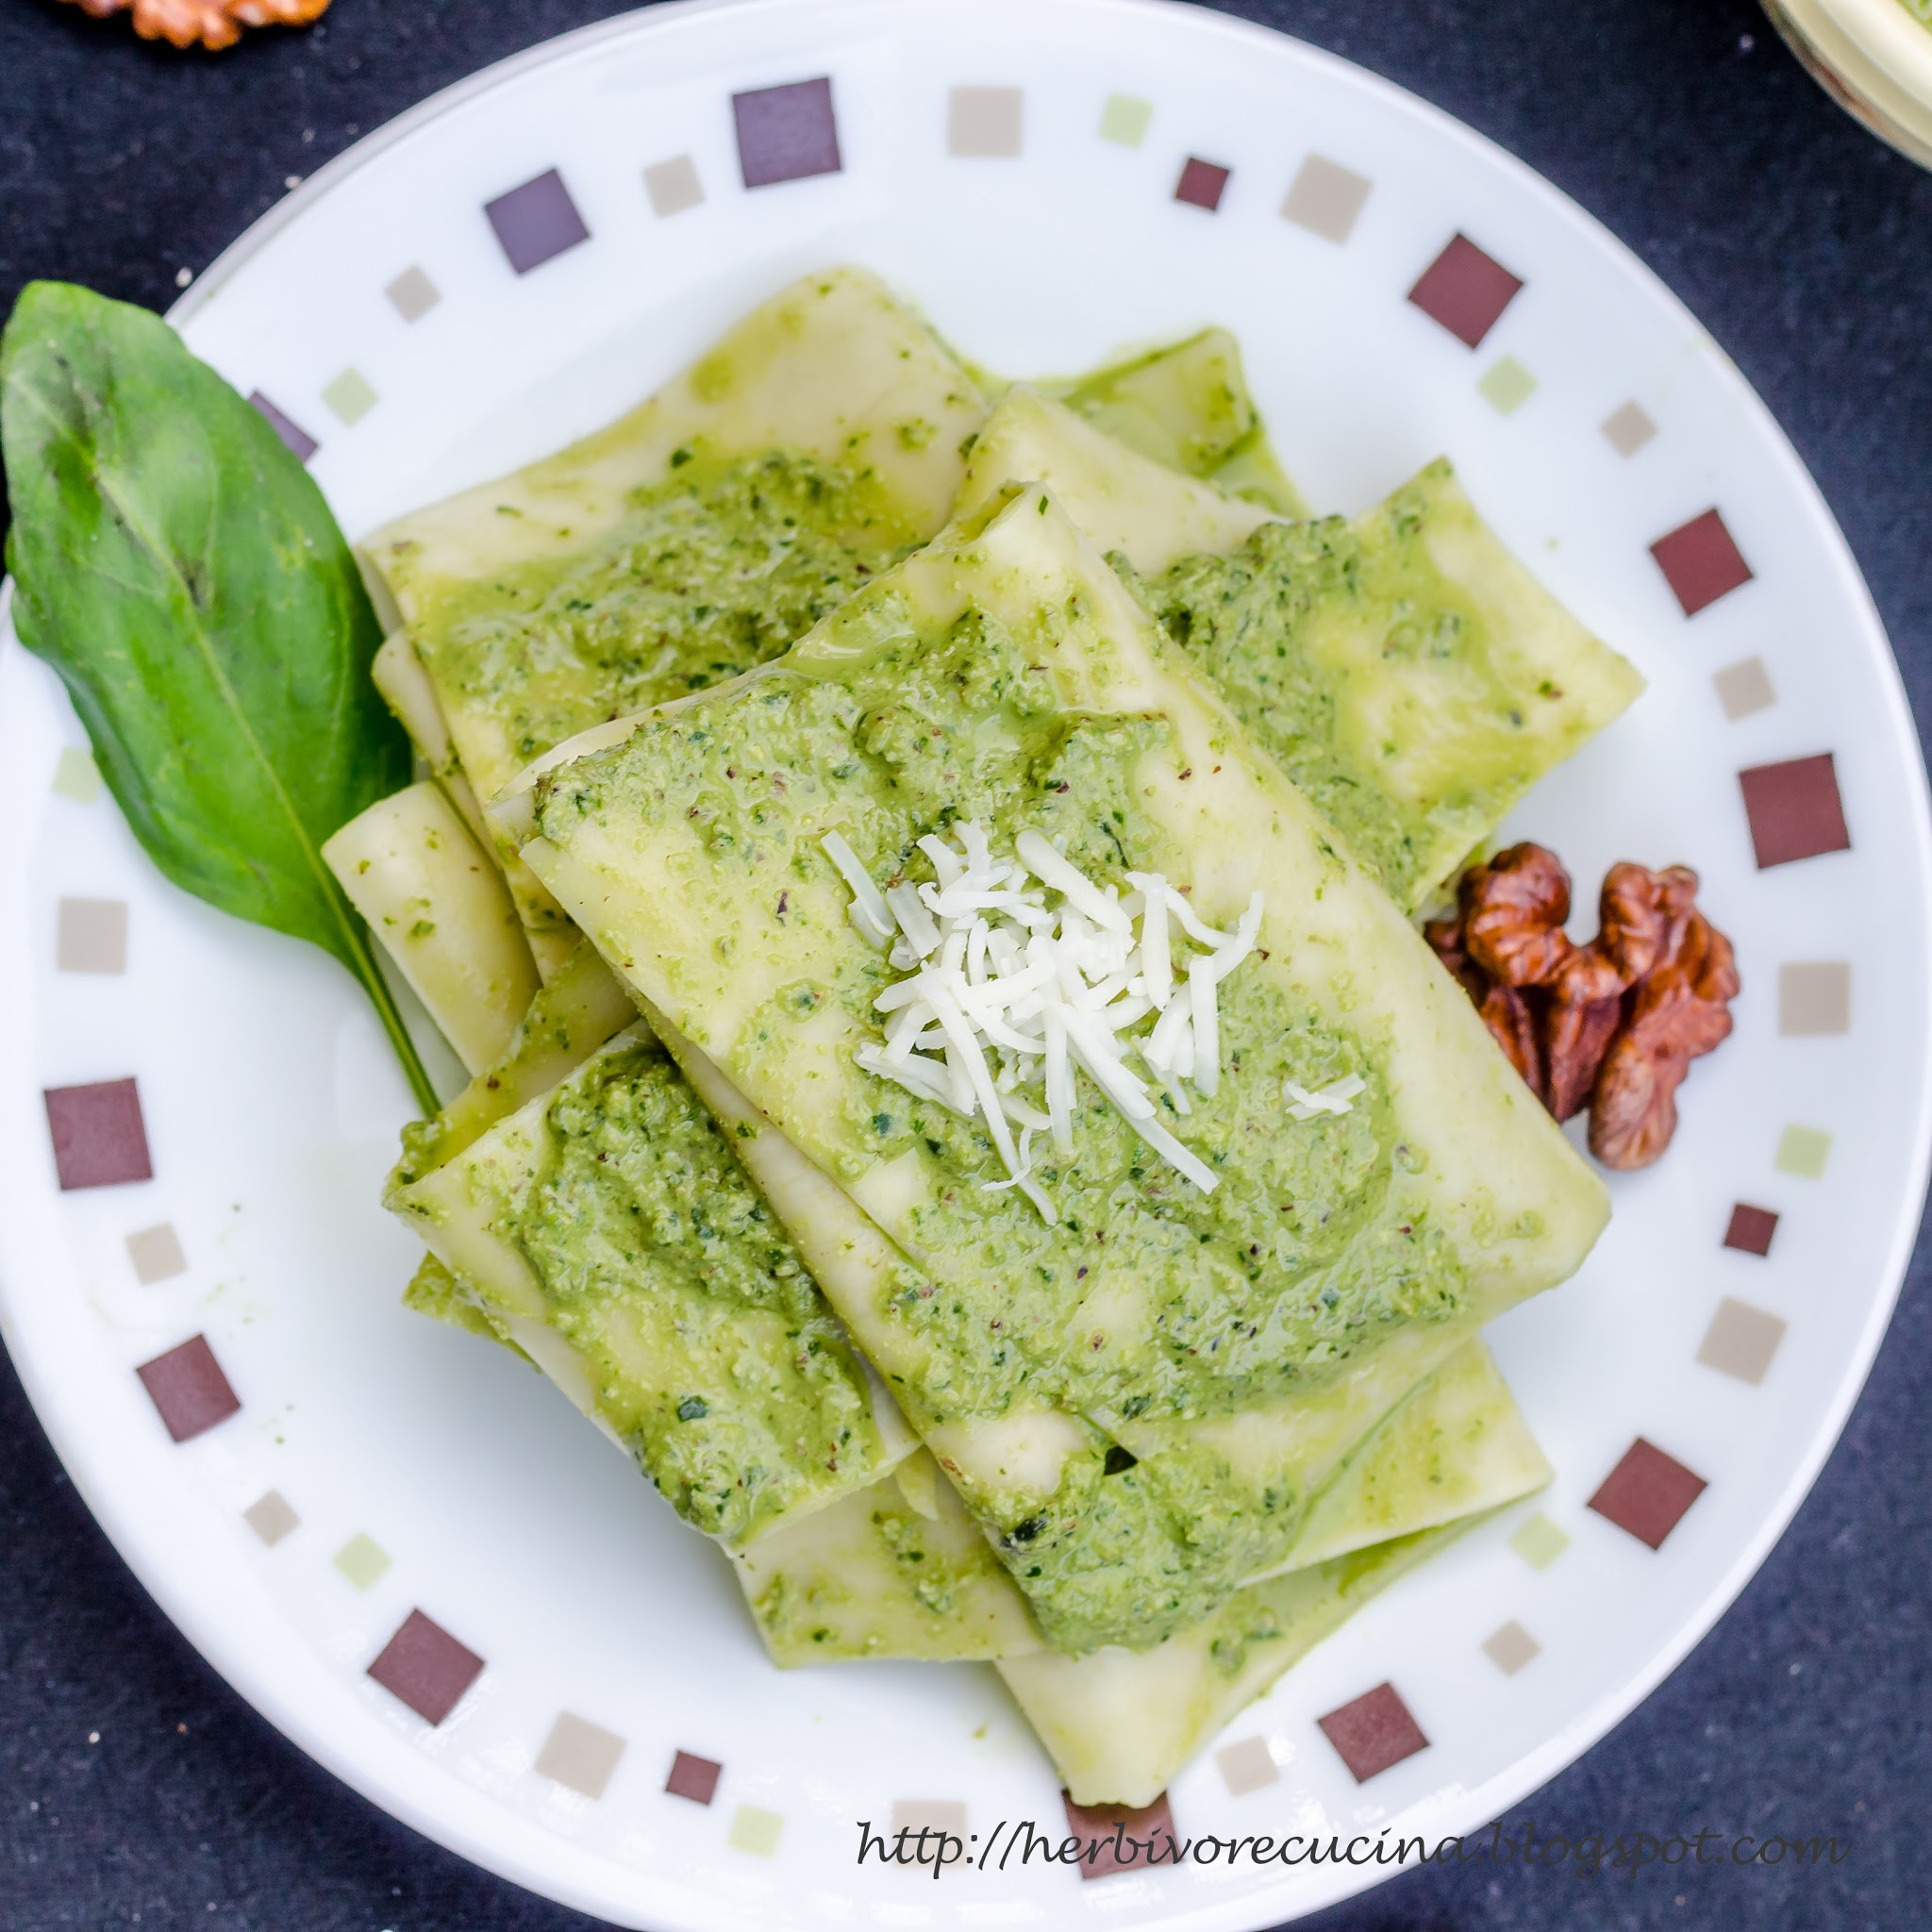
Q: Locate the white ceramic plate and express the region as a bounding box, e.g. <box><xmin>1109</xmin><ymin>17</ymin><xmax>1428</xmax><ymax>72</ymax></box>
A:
<box><xmin>3</xmin><ymin>2</ymin><xmax>1927</xmax><ymax>1925</ymax></box>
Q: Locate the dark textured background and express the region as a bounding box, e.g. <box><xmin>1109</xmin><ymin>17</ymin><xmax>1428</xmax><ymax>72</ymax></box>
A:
<box><xmin>2</xmin><ymin>1</ymin><xmax>1928</xmax><ymax>1927</ymax></box>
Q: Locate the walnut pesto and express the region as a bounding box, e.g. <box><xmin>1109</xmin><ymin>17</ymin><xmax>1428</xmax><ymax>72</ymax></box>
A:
<box><xmin>392</xmin><ymin>1031</ymin><xmax>903</xmax><ymax>1548</ymax></box>
<box><xmin>414</xmin><ymin>450</ymin><xmax>915</xmax><ymax>781</ymax></box>
<box><xmin>358</xmin><ymin>266</ymin><xmax>994</xmax><ymax>962</ymax></box>
<box><xmin>533</xmin><ymin>595</ymin><xmax>1464</xmax><ymax>1439</ymax></box>
<box><xmin>1121</xmin><ymin>458</ymin><xmax>1646</xmax><ymax>913</ymax></box>
<box><xmin>514</xmin><ymin>484</ymin><xmax>1610</xmax><ymax>1650</ymax></box>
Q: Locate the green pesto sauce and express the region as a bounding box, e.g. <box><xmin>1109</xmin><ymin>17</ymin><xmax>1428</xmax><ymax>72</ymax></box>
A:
<box><xmin>534</xmin><ymin>602</ymin><xmax>1473</xmax><ymax>1648</ymax></box>
<box><xmin>484</xmin><ymin>1041</ymin><xmax>883</xmax><ymax>1546</ymax></box>
<box><xmin>1129</xmin><ymin>461</ymin><xmax>1575</xmax><ymax>912</ymax></box>
<box><xmin>419</xmin><ymin>450</ymin><xmax>914</xmax><ymax>769</ymax></box>
<box><xmin>1043</xmin><ymin>327</ymin><xmax>1307</xmax><ymax>517</ymax></box>
<box><xmin>751</xmin><ymin>1491</ymin><xmax>1004</xmax><ymax>1656</ymax></box>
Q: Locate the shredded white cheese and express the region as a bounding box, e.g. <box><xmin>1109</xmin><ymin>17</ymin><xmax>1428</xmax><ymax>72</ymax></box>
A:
<box><xmin>825</xmin><ymin>821</ymin><xmax>1274</xmax><ymax>1221</ymax></box>
<box><xmin>1283</xmin><ymin>1074</ymin><xmax>1366</xmax><ymax>1122</ymax></box>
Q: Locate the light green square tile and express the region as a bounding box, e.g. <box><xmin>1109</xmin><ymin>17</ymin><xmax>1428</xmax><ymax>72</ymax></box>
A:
<box><xmin>1099</xmin><ymin>93</ymin><xmax>1153</xmax><ymax>147</ymax></box>
<box><xmin>1775</xmin><ymin>1124</ymin><xmax>1831</xmax><ymax>1178</ymax></box>
<box><xmin>322</xmin><ymin>368</ymin><xmax>378</xmax><ymax>426</ymax></box>
<box><xmin>1508</xmin><ymin>1510</ymin><xmax>1570</xmax><ymax>1571</ymax></box>
<box><xmin>52</xmin><ymin>746</ymin><xmax>102</xmax><ymax>803</ymax></box>
<box><xmin>332</xmin><ymin>1532</ymin><xmax>391</xmax><ymax>1590</ymax></box>
<box><xmin>1477</xmin><ymin>355</ymin><xmax>1538</xmax><ymax>415</ymax></box>
<box><xmin>729</xmin><ymin>1804</ymin><xmax>783</xmax><ymax>1857</ymax></box>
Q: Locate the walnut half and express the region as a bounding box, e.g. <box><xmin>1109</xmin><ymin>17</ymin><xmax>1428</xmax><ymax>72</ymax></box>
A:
<box><xmin>62</xmin><ymin>0</ymin><xmax>329</xmax><ymax>53</ymax></box>
<box><xmin>1427</xmin><ymin>843</ymin><xmax>1739</xmax><ymax>1171</ymax></box>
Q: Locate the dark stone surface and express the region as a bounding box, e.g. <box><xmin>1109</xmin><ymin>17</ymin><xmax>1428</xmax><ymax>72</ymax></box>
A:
<box><xmin>1</xmin><ymin>1</ymin><xmax>1926</xmax><ymax>1927</ymax></box>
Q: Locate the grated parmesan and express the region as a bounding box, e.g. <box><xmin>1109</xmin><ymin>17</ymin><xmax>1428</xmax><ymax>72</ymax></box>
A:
<box><xmin>1283</xmin><ymin>1074</ymin><xmax>1366</xmax><ymax>1122</ymax></box>
<box><xmin>824</xmin><ymin>821</ymin><xmax>1281</xmax><ymax>1221</ymax></box>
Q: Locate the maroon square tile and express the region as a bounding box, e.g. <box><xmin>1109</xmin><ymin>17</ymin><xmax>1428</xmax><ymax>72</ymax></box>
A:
<box><xmin>136</xmin><ymin>1335</ymin><xmax>240</xmax><ymax>1442</ymax></box>
<box><xmin>1650</xmin><ymin>508</ymin><xmax>1753</xmax><ymax>616</ymax></box>
<box><xmin>485</xmin><ymin>168</ymin><xmax>591</xmax><ymax>275</ymax></box>
<box><xmin>249</xmin><ymin>392</ymin><xmax>317</xmax><ymax>464</ymax></box>
<box><xmin>733</xmin><ymin>77</ymin><xmax>841</xmax><ymax>189</ymax></box>
<box><xmin>367</xmin><ymin>1611</ymin><xmax>485</xmax><ymax>1725</ymax></box>
<box><xmin>44</xmin><ymin>1078</ymin><xmax>152</xmax><ymax>1191</ymax></box>
<box><xmin>1588</xmin><ymin>1438</ymin><xmax>1707</xmax><ymax>1549</ymax></box>
<box><xmin>665</xmin><ymin>1748</ymin><xmax>723</xmax><ymax>1805</ymax></box>
<box><xmin>1061</xmin><ymin>1790</ymin><xmax>1175</xmax><ymax>1879</ymax></box>
<box><xmin>1724</xmin><ymin>1203</ymin><xmax>1779</xmax><ymax>1257</ymax></box>
<box><xmin>1316</xmin><ymin>1681</ymin><xmax>1429</xmax><ymax>1782</ymax></box>
<box><xmin>1407</xmin><ymin>233</ymin><xmax>1523</xmax><ymax>348</ymax></box>
<box><xmin>1739</xmin><ymin>754</ymin><xmax>1850</xmax><ymax>868</ymax></box>
<box><xmin>1174</xmin><ymin>157</ymin><xmax>1230</xmax><ymax>211</ymax></box>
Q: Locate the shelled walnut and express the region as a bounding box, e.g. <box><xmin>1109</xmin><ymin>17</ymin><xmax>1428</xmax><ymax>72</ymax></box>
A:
<box><xmin>61</xmin><ymin>0</ymin><xmax>329</xmax><ymax>53</ymax></box>
<box><xmin>1426</xmin><ymin>843</ymin><xmax>1739</xmax><ymax>1171</ymax></box>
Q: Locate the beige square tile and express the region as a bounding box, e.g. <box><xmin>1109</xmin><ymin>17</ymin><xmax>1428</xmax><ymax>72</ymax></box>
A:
<box><xmin>1696</xmin><ymin>1296</ymin><xmax>1787</xmax><ymax>1386</ymax></box>
<box><xmin>892</xmin><ymin>1799</ymin><xmax>967</xmax><ymax>1835</ymax></box>
<box><xmin>125</xmin><ymin>1222</ymin><xmax>187</xmax><ymax>1283</ymax></box>
<box><xmin>1281</xmin><ymin>155</ymin><xmax>1372</xmax><ymax>242</ymax></box>
<box><xmin>385</xmin><ymin>266</ymin><xmax>440</xmax><ymax>323</ymax></box>
<box><xmin>1216</xmin><ymin>1735</ymin><xmax>1280</xmax><ymax>1795</ymax></box>
<box><xmin>1482</xmin><ymin>1620</ymin><xmax>1541</xmax><ymax>1674</ymax></box>
<box><xmin>242</xmin><ymin>1491</ymin><xmax>299</xmax><ymax>1546</ymax></box>
<box><xmin>948</xmin><ymin>86</ymin><xmax>1023</xmax><ymax>158</ymax></box>
<box><xmin>1712</xmin><ymin>656</ymin><xmax>1776</xmax><ymax>720</ymax></box>
<box><xmin>57</xmin><ymin>897</ymin><xmax>127</xmax><ymax>974</ymax></box>
<box><xmin>1779</xmin><ymin>961</ymin><xmax>1850</xmax><ymax>1036</ymax></box>
<box><xmin>1601</xmin><ymin>400</ymin><xmax>1657</xmax><ymax>456</ymax></box>
<box><xmin>536</xmin><ymin>1711</ymin><xmax>627</xmax><ymax>1799</ymax></box>
<box><xmin>644</xmin><ymin>154</ymin><xmax>704</xmax><ymax>217</ymax></box>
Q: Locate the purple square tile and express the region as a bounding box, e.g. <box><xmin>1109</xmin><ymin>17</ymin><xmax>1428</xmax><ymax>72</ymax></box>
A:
<box><xmin>1739</xmin><ymin>754</ymin><xmax>1851</xmax><ymax>868</ymax></box>
<box><xmin>367</xmin><ymin>1610</ymin><xmax>485</xmax><ymax>1725</ymax></box>
<box><xmin>665</xmin><ymin>1748</ymin><xmax>723</xmax><ymax>1805</ymax></box>
<box><xmin>1724</xmin><ymin>1203</ymin><xmax>1779</xmax><ymax>1257</ymax></box>
<box><xmin>249</xmin><ymin>393</ymin><xmax>317</xmax><ymax>464</ymax></box>
<box><xmin>1407</xmin><ymin>234</ymin><xmax>1523</xmax><ymax>348</ymax></box>
<box><xmin>1061</xmin><ymin>1790</ymin><xmax>1175</xmax><ymax>1879</ymax></box>
<box><xmin>1588</xmin><ymin>1438</ymin><xmax>1707</xmax><ymax>1549</ymax></box>
<box><xmin>1316</xmin><ymin>1682</ymin><xmax>1429</xmax><ymax>1781</ymax></box>
<box><xmin>1174</xmin><ymin>157</ymin><xmax>1230</xmax><ymax>211</ymax></box>
<box><xmin>1651</xmin><ymin>508</ymin><xmax>1753</xmax><ymax>616</ymax></box>
<box><xmin>485</xmin><ymin>169</ymin><xmax>591</xmax><ymax>275</ymax></box>
<box><xmin>136</xmin><ymin>1335</ymin><xmax>240</xmax><ymax>1442</ymax></box>
<box><xmin>733</xmin><ymin>78</ymin><xmax>841</xmax><ymax>190</ymax></box>
<box><xmin>44</xmin><ymin>1078</ymin><xmax>152</xmax><ymax>1190</ymax></box>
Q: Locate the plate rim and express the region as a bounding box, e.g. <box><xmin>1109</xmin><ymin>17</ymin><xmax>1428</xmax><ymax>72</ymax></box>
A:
<box><xmin>4</xmin><ymin>0</ymin><xmax>1930</xmax><ymax>1925</ymax></box>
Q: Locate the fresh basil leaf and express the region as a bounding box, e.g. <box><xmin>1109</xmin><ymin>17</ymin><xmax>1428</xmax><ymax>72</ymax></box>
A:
<box><xmin>1</xmin><ymin>280</ymin><xmax>437</xmax><ymax>1114</ymax></box>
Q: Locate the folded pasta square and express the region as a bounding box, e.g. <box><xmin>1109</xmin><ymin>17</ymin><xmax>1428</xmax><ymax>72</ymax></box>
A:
<box><xmin>505</xmin><ymin>482</ymin><xmax>1608</xmax><ymax>1650</ymax></box>
<box><xmin>358</xmin><ymin>267</ymin><xmax>990</xmax><ymax>967</ymax></box>
<box><xmin>391</xmin><ymin>1024</ymin><xmax>915</xmax><ymax>1547</ymax></box>
<box><xmin>958</xmin><ymin>388</ymin><xmax>1644</xmax><ymax>912</ymax></box>
<box><xmin>1036</xmin><ymin>325</ymin><xmax>1307</xmax><ymax>516</ymax></box>
<box><xmin>745</xmin><ymin>1336</ymin><xmax>1544</xmax><ymax>1677</ymax></box>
